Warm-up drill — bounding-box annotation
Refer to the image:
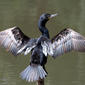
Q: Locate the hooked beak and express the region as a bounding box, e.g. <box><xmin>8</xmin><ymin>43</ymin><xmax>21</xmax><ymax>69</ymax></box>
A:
<box><xmin>49</xmin><ymin>13</ymin><xmax>58</xmax><ymax>18</ymax></box>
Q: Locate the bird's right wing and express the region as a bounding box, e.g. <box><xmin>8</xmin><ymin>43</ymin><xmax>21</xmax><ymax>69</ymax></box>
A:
<box><xmin>0</xmin><ymin>26</ymin><xmax>37</xmax><ymax>56</ymax></box>
<box><xmin>41</xmin><ymin>28</ymin><xmax>85</xmax><ymax>58</ymax></box>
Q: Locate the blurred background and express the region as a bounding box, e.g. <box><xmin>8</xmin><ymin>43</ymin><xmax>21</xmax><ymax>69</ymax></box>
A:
<box><xmin>0</xmin><ymin>0</ymin><xmax>85</xmax><ymax>85</ymax></box>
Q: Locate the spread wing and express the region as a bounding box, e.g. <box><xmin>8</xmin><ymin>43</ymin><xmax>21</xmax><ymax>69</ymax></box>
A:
<box><xmin>0</xmin><ymin>26</ymin><xmax>37</xmax><ymax>56</ymax></box>
<box><xmin>41</xmin><ymin>28</ymin><xmax>85</xmax><ymax>58</ymax></box>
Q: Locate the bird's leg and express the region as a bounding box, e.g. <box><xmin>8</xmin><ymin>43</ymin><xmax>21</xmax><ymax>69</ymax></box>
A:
<box><xmin>43</xmin><ymin>65</ymin><xmax>48</xmax><ymax>75</ymax></box>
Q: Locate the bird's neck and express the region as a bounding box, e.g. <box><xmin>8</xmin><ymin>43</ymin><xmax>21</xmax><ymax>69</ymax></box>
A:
<box><xmin>38</xmin><ymin>20</ymin><xmax>50</xmax><ymax>38</ymax></box>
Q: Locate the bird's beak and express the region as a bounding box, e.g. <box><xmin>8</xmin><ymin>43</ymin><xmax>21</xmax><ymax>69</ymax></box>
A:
<box><xmin>49</xmin><ymin>13</ymin><xmax>58</xmax><ymax>19</ymax></box>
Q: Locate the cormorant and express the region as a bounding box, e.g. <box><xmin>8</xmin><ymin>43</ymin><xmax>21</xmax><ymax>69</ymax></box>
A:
<box><xmin>0</xmin><ymin>13</ymin><xmax>85</xmax><ymax>82</ymax></box>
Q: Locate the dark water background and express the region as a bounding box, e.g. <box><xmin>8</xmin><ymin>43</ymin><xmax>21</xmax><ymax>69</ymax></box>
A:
<box><xmin>0</xmin><ymin>0</ymin><xmax>85</xmax><ymax>85</ymax></box>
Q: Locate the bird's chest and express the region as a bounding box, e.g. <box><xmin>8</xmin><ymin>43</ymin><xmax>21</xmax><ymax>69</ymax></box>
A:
<box><xmin>31</xmin><ymin>46</ymin><xmax>46</xmax><ymax>65</ymax></box>
<box><xmin>32</xmin><ymin>46</ymin><xmax>43</xmax><ymax>57</ymax></box>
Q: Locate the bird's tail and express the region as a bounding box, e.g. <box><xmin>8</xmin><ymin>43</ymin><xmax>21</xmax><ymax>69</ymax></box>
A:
<box><xmin>20</xmin><ymin>65</ymin><xmax>47</xmax><ymax>82</ymax></box>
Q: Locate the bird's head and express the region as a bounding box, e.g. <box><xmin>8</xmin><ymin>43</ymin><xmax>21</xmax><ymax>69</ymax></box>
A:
<box><xmin>38</xmin><ymin>13</ymin><xmax>58</xmax><ymax>38</ymax></box>
<box><xmin>39</xmin><ymin>13</ymin><xmax>58</xmax><ymax>23</ymax></box>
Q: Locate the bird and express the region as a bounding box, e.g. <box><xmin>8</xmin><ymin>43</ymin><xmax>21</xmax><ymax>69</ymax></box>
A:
<box><xmin>0</xmin><ymin>13</ymin><xmax>85</xmax><ymax>82</ymax></box>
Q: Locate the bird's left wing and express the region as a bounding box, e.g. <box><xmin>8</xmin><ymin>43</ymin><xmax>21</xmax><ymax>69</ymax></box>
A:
<box><xmin>41</xmin><ymin>28</ymin><xmax>85</xmax><ymax>58</ymax></box>
<box><xmin>0</xmin><ymin>26</ymin><xmax>37</xmax><ymax>56</ymax></box>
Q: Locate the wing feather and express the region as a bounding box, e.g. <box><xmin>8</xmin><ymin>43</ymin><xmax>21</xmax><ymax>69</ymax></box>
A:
<box><xmin>0</xmin><ymin>26</ymin><xmax>36</xmax><ymax>56</ymax></box>
<box><xmin>41</xmin><ymin>28</ymin><xmax>85</xmax><ymax>58</ymax></box>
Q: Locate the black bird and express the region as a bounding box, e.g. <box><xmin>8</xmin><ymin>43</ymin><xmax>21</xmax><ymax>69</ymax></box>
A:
<box><xmin>0</xmin><ymin>13</ymin><xmax>85</xmax><ymax>82</ymax></box>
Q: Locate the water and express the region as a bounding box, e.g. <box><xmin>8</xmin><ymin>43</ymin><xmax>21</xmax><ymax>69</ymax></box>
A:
<box><xmin>0</xmin><ymin>0</ymin><xmax>85</xmax><ymax>85</ymax></box>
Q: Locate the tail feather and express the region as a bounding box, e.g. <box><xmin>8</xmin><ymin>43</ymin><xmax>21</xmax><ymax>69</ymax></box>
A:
<box><xmin>20</xmin><ymin>65</ymin><xmax>47</xmax><ymax>82</ymax></box>
<box><xmin>38</xmin><ymin>66</ymin><xmax>46</xmax><ymax>79</ymax></box>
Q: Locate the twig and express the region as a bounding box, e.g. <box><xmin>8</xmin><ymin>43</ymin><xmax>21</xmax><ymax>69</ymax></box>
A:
<box><xmin>37</xmin><ymin>79</ymin><xmax>44</xmax><ymax>85</ymax></box>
